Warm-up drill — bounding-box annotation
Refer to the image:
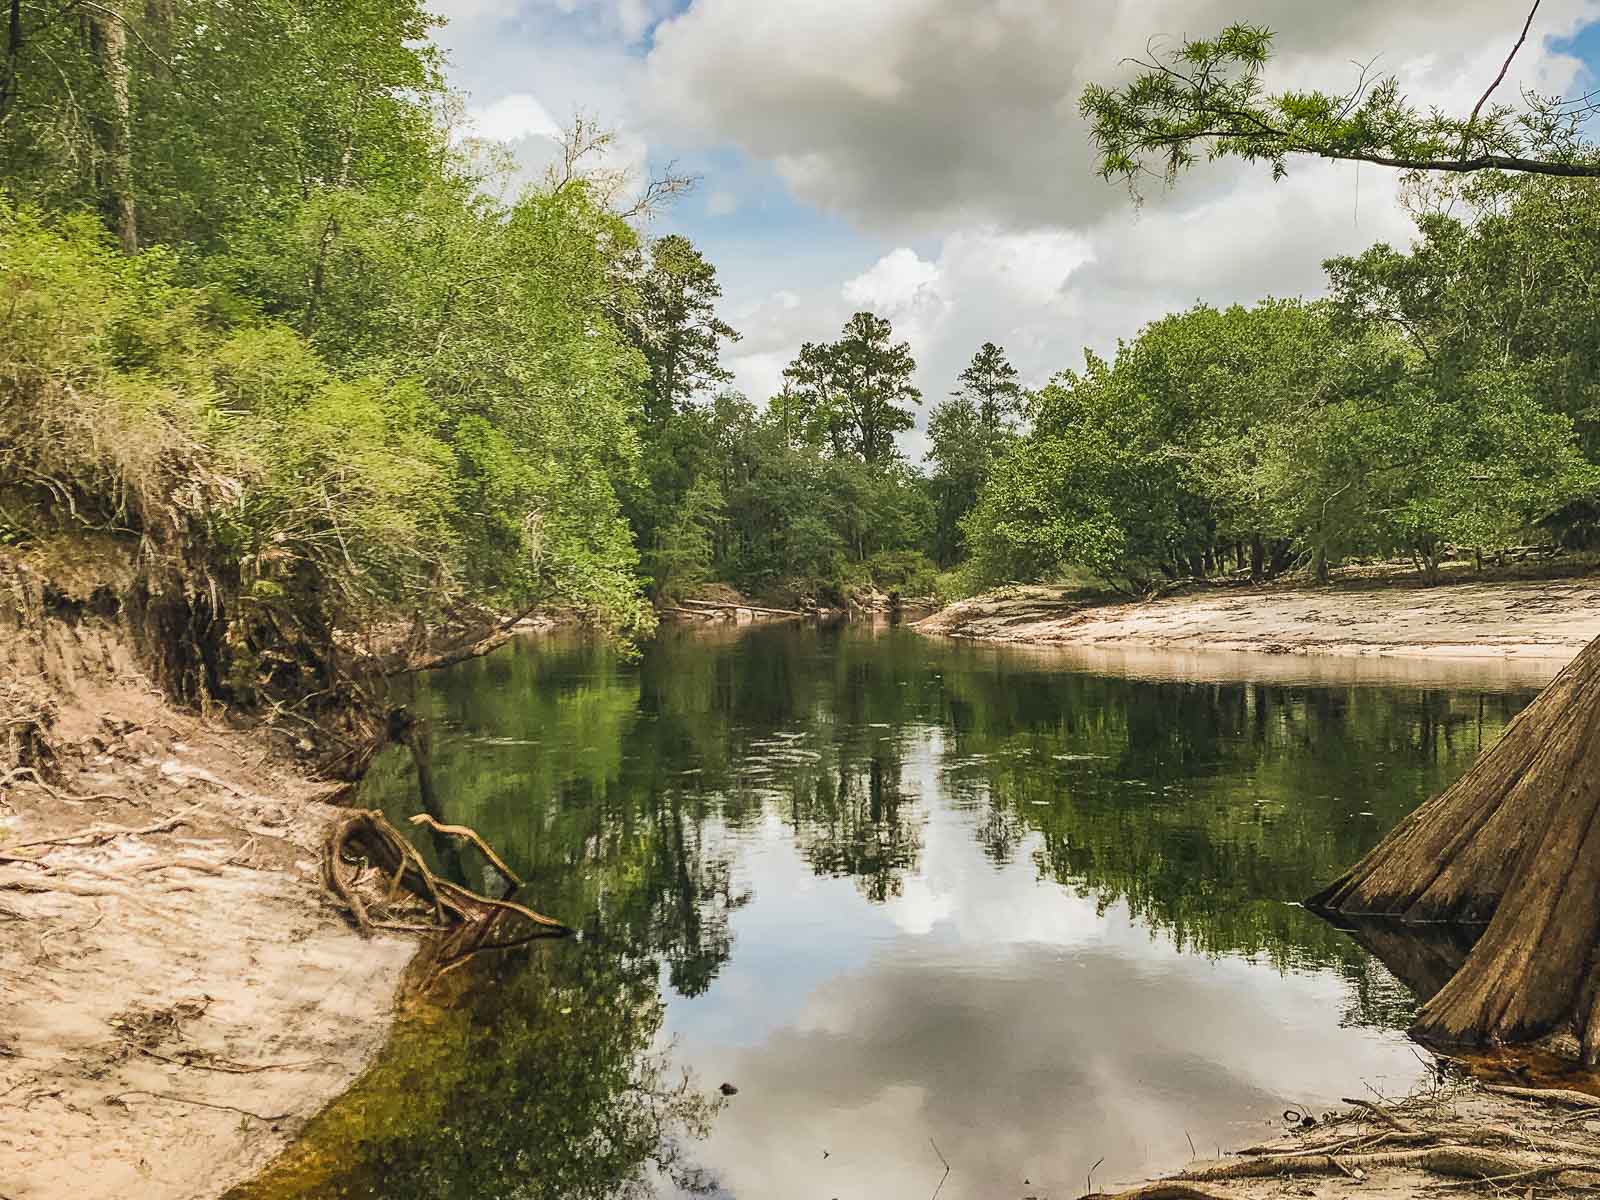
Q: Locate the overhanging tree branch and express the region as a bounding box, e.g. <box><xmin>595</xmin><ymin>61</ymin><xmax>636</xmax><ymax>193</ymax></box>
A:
<box><xmin>1081</xmin><ymin>11</ymin><xmax>1600</xmax><ymax>192</ymax></box>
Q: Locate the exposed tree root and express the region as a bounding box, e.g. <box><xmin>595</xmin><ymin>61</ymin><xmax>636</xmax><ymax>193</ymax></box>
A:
<box><xmin>1308</xmin><ymin>634</ymin><xmax>1600</xmax><ymax>1055</ymax></box>
<box><xmin>0</xmin><ymin>767</ymin><xmax>122</xmax><ymax>806</ymax></box>
<box><xmin>407</xmin><ymin>812</ymin><xmax>523</xmax><ymax>887</ymax></box>
<box><xmin>1121</xmin><ymin>1088</ymin><xmax>1600</xmax><ymax>1200</ymax></box>
<box><xmin>323</xmin><ymin>810</ymin><xmax>568</xmax><ymax>964</ymax></box>
<box><xmin>108</xmin><ymin>1089</ymin><xmax>290</xmax><ymax>1123</ymax></box>
<box><xmin>0</xmin><ymin>854</ymin><xmax>237</xmax><ymax>885</ymax></box>
<box><xmin>0</xmin><ymin>874</ymin><xmax>166</xmax><ymax>911</ymax></box>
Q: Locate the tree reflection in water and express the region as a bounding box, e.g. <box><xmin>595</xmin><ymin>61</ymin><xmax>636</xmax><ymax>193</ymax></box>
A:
<box><xmin>230</xmin><ymin>941</ymin><xmax>723</xmax><ymax>1200</ymax></box>
<box><xmin>239</xmin><ymin>624</ymin><xmax>1536</xmax><ymax>1198</ymax></box>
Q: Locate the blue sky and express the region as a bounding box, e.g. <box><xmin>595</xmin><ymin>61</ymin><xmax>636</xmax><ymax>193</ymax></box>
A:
<box><xmin>430</xmin><ymin>0</ymin><xmax>1600</xmax><ymax>450</ymax></box>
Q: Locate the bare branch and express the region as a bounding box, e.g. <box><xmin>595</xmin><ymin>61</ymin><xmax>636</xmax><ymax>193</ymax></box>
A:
<box><xmin>1466</xmin><ymin>0</ymin><xmax>1541</xmax><ymax>140</ymax></box>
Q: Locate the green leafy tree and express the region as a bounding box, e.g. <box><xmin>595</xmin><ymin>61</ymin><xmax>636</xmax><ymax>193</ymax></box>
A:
<box><xmin>1081</xmin><ymin>9</ymin><xmax>1600</xmax><ymax>197</ymax></box>
<box><xmin>649</xmin><ymin>475</ymin><xmax>726</xmax><ymax>601</ymax></box>
<box><xmin>835</xmin><ymin>311</ymin><xmax>921</xmax><ymax>463</ymax></box>
<box><xmin>1</xmin><ymin>0</ymin><xmax>445</xmax><ymax>254</ymax></box>
<box><xmin>782</xmin><ymin>312</ymin><xmax>921</xmax><ymax>463</ymax></box>
<box><xmin>625</xmin><ymin>234</ymin><xmax>740</xmax><ymax>428</ymax></box>
<box><xmin>926</xmin><ymin>343</ymin><xmax>1026</xmax><ymax>565</ymax></box>
<box><xmin>956</xmin><ymin>341</ymin><xmax>1026</xmax><ymax>441</ymax></box>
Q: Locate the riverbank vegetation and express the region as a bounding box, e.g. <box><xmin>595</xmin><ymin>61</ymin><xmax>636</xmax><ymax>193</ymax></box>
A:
<box><xmin>962</xmin><ymin>173</ymin><xmax>1600</xmax><ymax>592</ymax></box>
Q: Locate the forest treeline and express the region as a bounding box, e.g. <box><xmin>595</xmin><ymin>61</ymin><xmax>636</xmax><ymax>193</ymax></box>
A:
<box><xmin>3</xmin><ymin>0</ymin><xmax>1599</xmax><ymax>715</ymax></box>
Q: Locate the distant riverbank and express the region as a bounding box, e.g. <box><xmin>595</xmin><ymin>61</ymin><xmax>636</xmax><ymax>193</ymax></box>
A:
<box><xmin>918</xmin><ymin>574</ymin><xmax>1600</xmax><ymax>671</ymax></box>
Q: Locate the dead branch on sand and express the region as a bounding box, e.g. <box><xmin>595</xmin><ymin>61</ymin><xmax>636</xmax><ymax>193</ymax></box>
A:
<box><xmin>5</xmin><ymin>807</ymin><xmax>200</xmax><ymax>852</ymax></box>
<box><xmin>1486</xmin><ymin>1084</ymin><xmax>1600</xmax><ymax>1110</ymax></box>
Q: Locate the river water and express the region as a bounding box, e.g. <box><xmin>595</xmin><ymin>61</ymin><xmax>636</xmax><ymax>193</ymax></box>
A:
<box><xmin>238</xmin><ymin>622</ymin><xmax>1542</xmax><ymax>1200</ymax></box>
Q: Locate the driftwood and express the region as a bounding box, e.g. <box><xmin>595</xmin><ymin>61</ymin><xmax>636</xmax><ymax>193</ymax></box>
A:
<box><xmin>671</xmin><ymin>598</ymin><xmax>804</xmax><ymax>618</ymax></box>
<box><xmin>323</xmin><ymin>810</ymin><xmax>568</xmax><ymax>969</ymax></box>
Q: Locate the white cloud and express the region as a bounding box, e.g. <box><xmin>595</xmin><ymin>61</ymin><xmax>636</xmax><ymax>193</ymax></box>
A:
<box><xmin>706</xmin><ymin>188</ymin><xmax>740</xmax><ymax>216</ymax></box>
<box><xmin>644</xmin><ymin>0</ymin><xmax>1598</xmax><ymax>229</ymax></box>
<box><xmin>842</xmin><ymin>246</ymin><xmax>942</xmax><ymax>313</ymax></box>
<box><xmin>726</xmin><ymin>229</ymin><xmax>1092</xmax><ymax>452</ymax></box>
<box><xmin>465</xmin><ymin>92</ymin><xmax>563</xmax><ymax>143</ymax></box>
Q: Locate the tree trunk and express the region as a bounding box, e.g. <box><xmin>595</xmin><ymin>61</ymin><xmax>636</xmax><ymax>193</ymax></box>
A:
<box><xmin>1309</xmin><ymin>633</ymin><xmax>1600</xmax><ymax>1061</ymax></box>
<box><xmin>1250</xmin><ymin>534</ymin><xmax>1264</xmax><ymax>582</ymax></box>
<box><xmin>93</xmin><ymin>0</ymin><xmax>138</xmax><ymax>254</ymax></box>
<box><xmin>1</xmin><ymin>0</ymin><xmax>21</xmax><ymax>119</ymax></box>
<box><xmin>1267</xmin><ymin>538</ymin><xmax>1293</xmax><ymax>579</ymax></box>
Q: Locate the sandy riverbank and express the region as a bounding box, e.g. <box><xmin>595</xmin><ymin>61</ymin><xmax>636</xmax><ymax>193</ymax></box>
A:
<box><xmin>919</xmin><ymin>575</ymin><xmax>1600</xmax><ymax>667</ymax></box>
<box><xmin>1087</xmin><ymin>1080</ymin><xmax>1600</xmax><ymax>1200</ymax></box>
<box><xmin>1</xmin><ymin>608</ymin><xmax>416</xmax><ymax>1200</ymax></box>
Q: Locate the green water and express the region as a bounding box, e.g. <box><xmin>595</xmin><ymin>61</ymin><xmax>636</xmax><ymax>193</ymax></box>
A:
<box><xmin>242</xmin><ymin>623</ymin><xmax>1538</xmax><ymax>1200</ymax></box>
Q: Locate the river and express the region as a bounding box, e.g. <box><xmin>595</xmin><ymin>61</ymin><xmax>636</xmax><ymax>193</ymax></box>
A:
<box><xmin>235</xmin><ymin>621</ymin><xmax>1539</xmax><ymax>1200</ymax></box>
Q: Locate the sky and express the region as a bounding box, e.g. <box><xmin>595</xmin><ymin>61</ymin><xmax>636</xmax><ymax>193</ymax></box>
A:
<box><xmin>429</xmin><ymin>0</ymin><xmax>1600</xmax><ymax>456</ymax></box>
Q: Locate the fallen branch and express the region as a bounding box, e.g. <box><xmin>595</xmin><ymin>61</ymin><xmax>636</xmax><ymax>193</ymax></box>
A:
<box><xmin>1080</xmin><ymin>1185</ymin><xmax>1241</xmax><ymax>1200</ymax></box>
<box><xmin>673</xmin><ymin>598</ymin><xmax>804</xmax><ymax>617</ymax></box>
<box><xmin>1486</xmin><ymin>1085</ymin><xmax>1600</xmax><ymax>1110</ymax></box>
<box><xmin>1341</xmin><ymin>1096</ymin><xmax>1417</xmax><ymax>1133</ymax></box>
<box><xmin>1181</xmin><ymin>1145</ymin><xmax>1600</xmax><ymax>1184</ymax></box>
<box><xmin>385</xmin><ymin>603</ymin><xmax>541</xmax><ymax>676</ymax></box>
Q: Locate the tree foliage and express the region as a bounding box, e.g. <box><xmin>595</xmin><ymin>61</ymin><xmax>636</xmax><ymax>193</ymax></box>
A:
<box><xmin>966</xmin><ymin>257</ymin><xmax>1598</xmax><ymax>591</ymax></box>
<box><xmin>926</xmin><ymin>343</ymin><xmax>1024</xmax><ymax>566</ymax></box>
<box><xmin>1081</xmin><ymin>13</ymin><xmax>1600</xmax><ymax>198</ymax></box>
<box><xmin>781</xmin><ymin>311</ymin><xmax>921</xmax><ymax>463</ymax></box>
<box><xmin>624</xmin><ymin>234</ymin><xmax>740</xmax><ymax>429</ymax></box>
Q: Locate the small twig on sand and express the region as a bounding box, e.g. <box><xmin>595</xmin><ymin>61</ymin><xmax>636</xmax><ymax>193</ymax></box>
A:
<box><xmin>108</xmin><ymin>1089</ymin><xmax>289</xmax><ymax>1122</ymax></box>
<box><xmin>134</xmin><ymin>1046</ymin><xmax>324</xmax><ymax>1075</ymax></box>
<box><xmin>930</xmin><ymin>1137</ymin><xmax>951</xmax><ymax>1200</ymax></box>
<box><xmin>7</xmin><ymin>807</ymin><xmax>199</xmax><ymax>852</ymax></box>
